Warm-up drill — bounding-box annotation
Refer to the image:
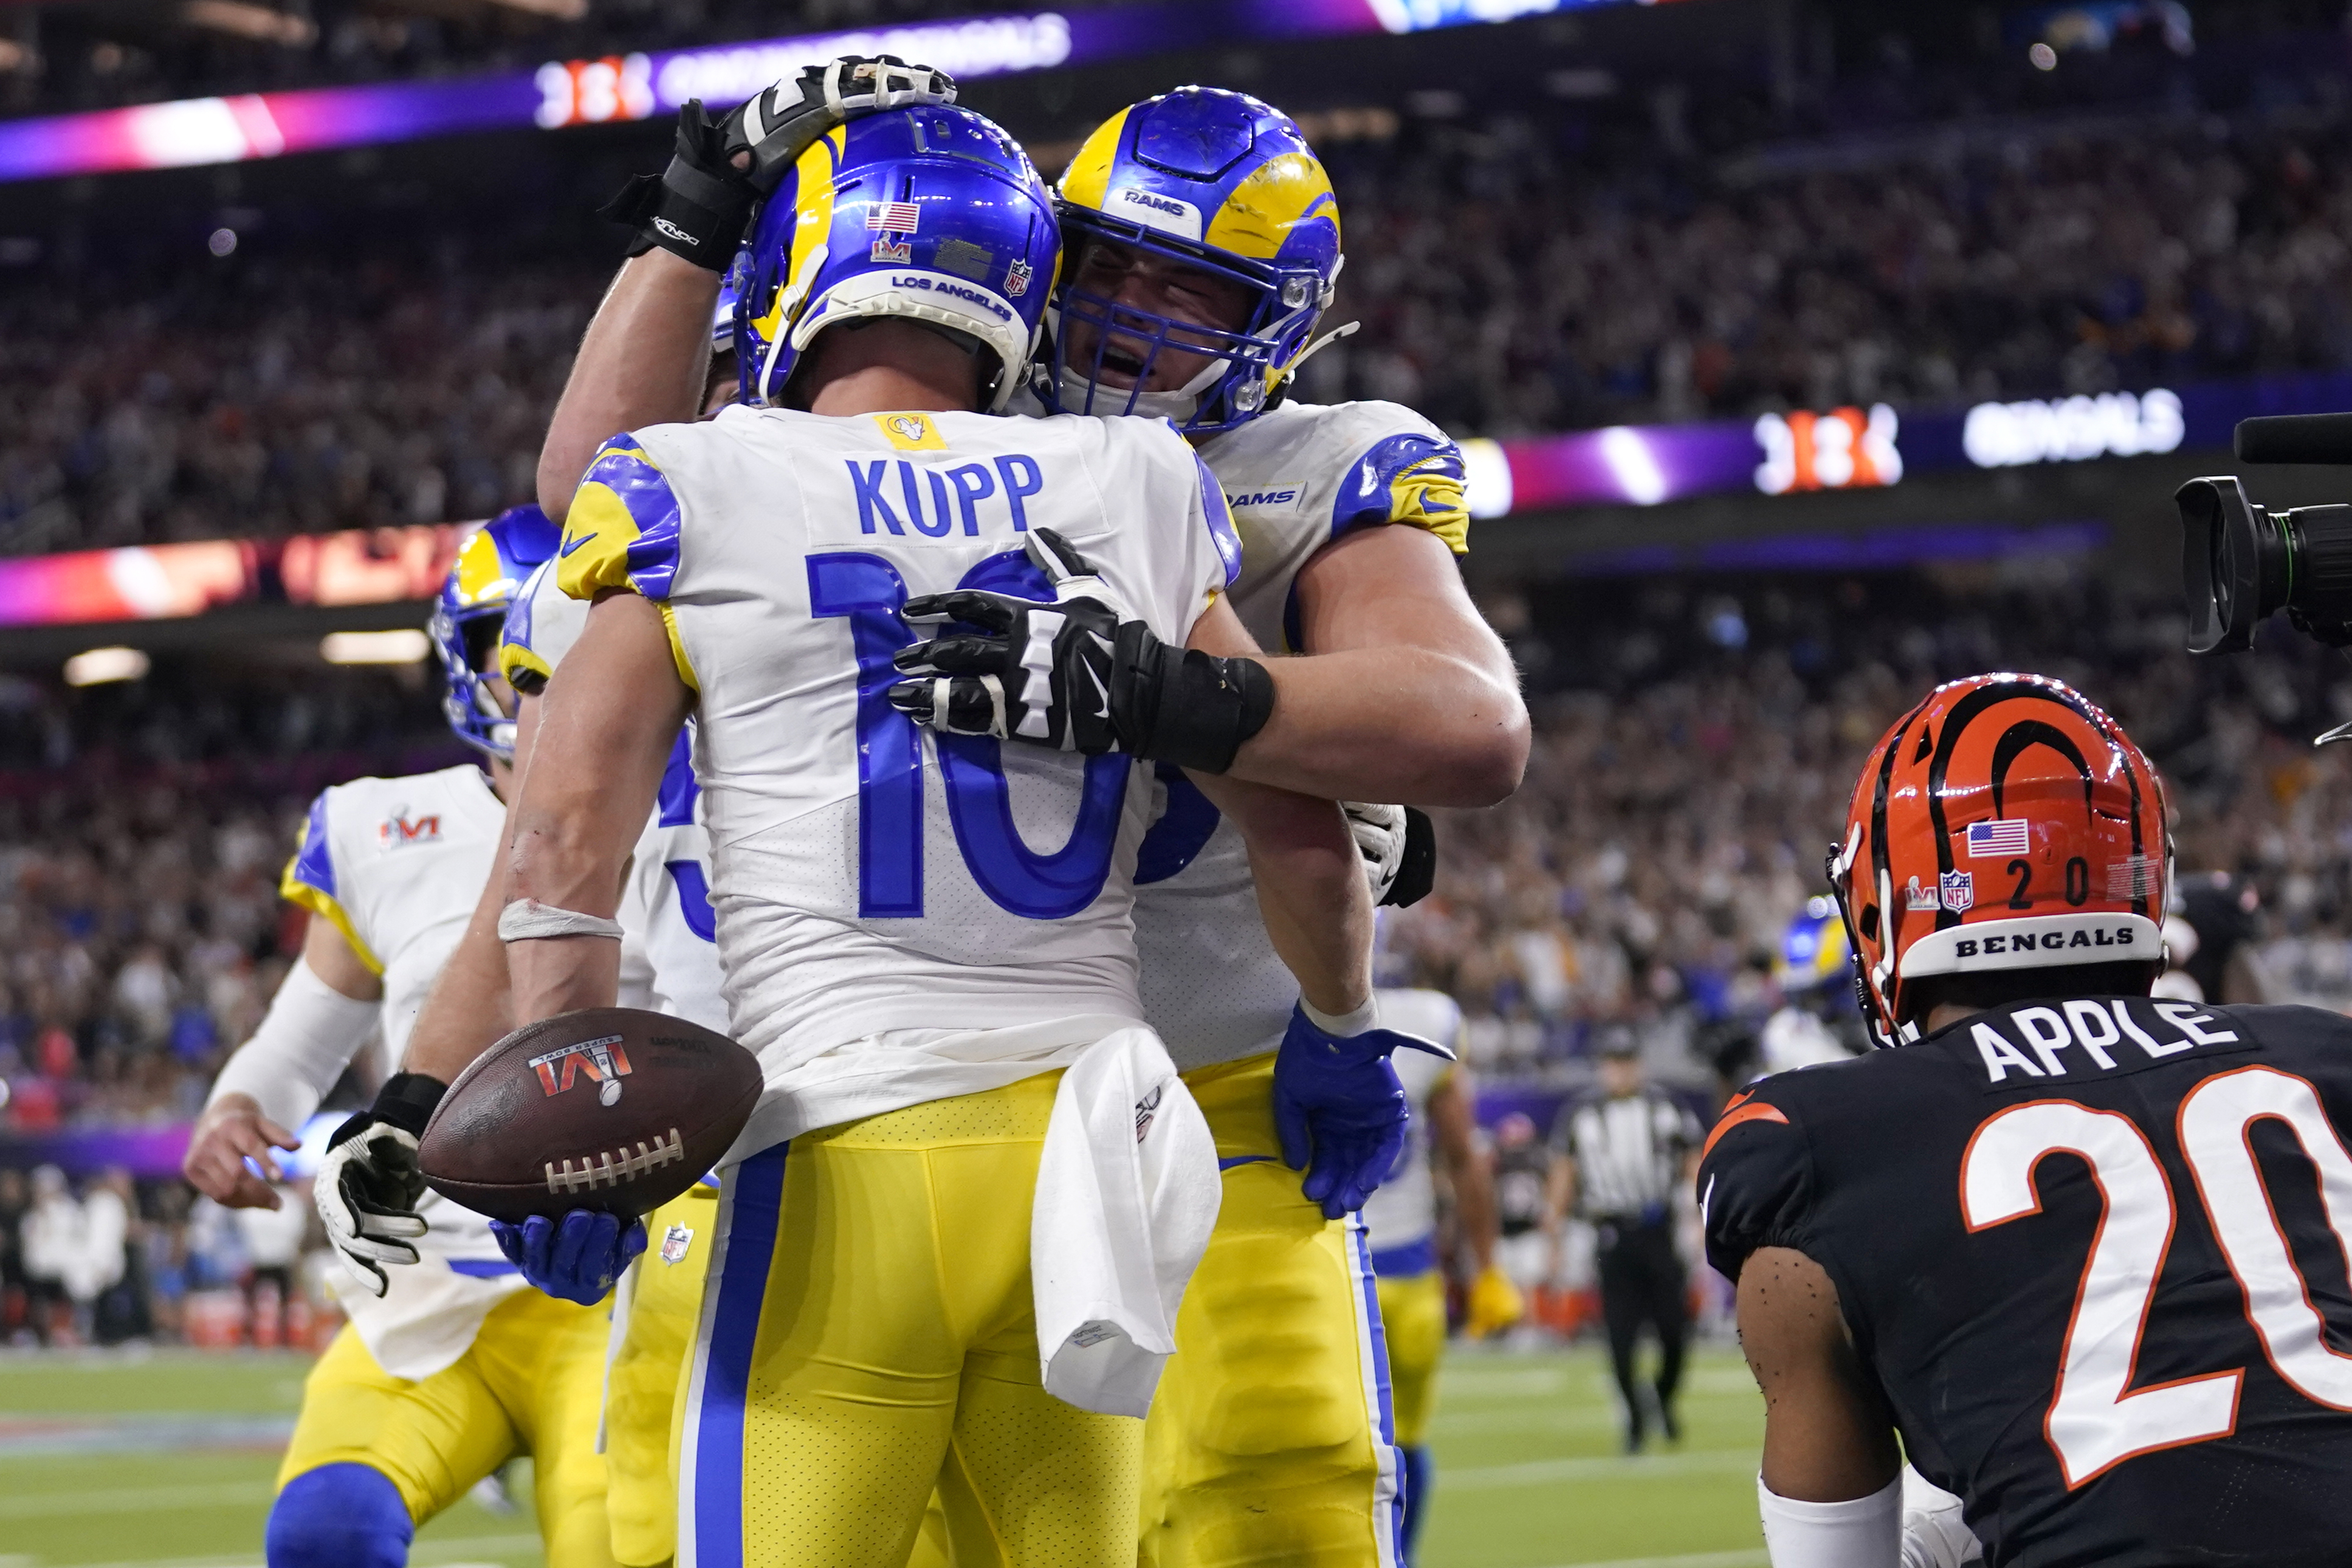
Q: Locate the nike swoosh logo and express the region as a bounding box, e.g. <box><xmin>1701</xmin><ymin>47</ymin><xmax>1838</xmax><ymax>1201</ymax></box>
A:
<box><xmin>1081</xmin><ymin>658</ymin><xmax>1112</xmax><ymax>720</ymax></box>
<box><xmin>560</xmin><ymin>532</ymin><xmax>596</xmax><ymax>558</ymax></box>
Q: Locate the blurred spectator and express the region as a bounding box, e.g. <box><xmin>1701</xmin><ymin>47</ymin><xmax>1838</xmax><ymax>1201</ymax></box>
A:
<box><xmin>20</xmin><ymin>1163</ymin><xmax>80</xmax><ymax>1343</ymax></box>
<box><xmin>0</xmin><ymin>1165</ymin><xmax>22</xmax><ymax>1336</ymax></box>
<box><xmin>235</xmin><ymin>1183</ymin><xmax>308</xmax><ymax>1348</ymax></box>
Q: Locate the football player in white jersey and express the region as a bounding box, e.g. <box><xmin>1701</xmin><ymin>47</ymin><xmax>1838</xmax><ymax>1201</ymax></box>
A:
<box><xmin>181</xmin><ymin>509</ymin><xmax>622</xmax><ymax>1568</ymax></box>
<box><xmin>344</xmin><ymin>103</ymin><xmax>1426</xmax><ymax>1568</ymax></box>
<box><xmin>1358</xmin><ymin>985</ymin><xmax>1516</xmax><ymax>1567</ymax></box>
<box><xmin>523</xmin><ymin>68</ymin><xmax>1524</xmax><ymax>1568</ymax></box>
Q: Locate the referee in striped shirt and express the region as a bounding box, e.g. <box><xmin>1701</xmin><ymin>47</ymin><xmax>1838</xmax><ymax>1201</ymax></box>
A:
<box><xmin>1546</xmin><ymin>1032</ymin><xmax>1702</xmax><ymax>1452</ymax></box>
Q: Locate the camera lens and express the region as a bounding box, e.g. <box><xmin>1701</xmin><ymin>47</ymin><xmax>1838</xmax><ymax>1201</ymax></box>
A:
<box><xmin>2280</xmin><ymin>504</ymin><xmax>2352</xmax><ymax>645</ymax></box>
<box><xmin>2179</xmin><ymin>476</ymin><xmax>2282</xmax><ymax>653</ymax></box>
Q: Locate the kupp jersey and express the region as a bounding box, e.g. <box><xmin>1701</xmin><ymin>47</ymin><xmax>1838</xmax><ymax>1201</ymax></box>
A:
<box><xmin>1130</xmin><ymin>399</ymin><xmax>1470</xmax><ymax>1070</ymax></box>
<box><xmin>1702</xmin><ymin>997</ymin><xmax>2352</xmax><ymax>1568</ymax></box>
<box><xmin>558</xmin><ymin>404</ymin><xmax>1238</xmax><ymax>1136</ymax></box>
<box><xmin>502</xmin><ymin>562</ymin><xmax>729</xmax><ymax>1034</ymax></box>
<box><xmin>280</xmin><ymin>765</ymin><xmax>524</xmax><ymax>1378</ymax></box>
<box><xmin>1360</xmin><ymin>986</ymin><xmax>1465</xmax><ymax>1268</ymax></box>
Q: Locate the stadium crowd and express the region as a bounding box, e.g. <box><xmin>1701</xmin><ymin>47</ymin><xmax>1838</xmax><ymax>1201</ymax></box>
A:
<box><xmin>12</xmin><ymin>81</ymin><xmax>2352</xmax><ymax>554</ymax></box>
<box><xmin>7</xmin><ymin>564</ymin><xmax>2350</xmax><ymax>1343</ymax></box>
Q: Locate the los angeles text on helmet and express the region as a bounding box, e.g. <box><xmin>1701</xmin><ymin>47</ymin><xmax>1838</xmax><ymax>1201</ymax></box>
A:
<box><xmin>889</xmin><ymin>273</ymin><xmax>1014</xmax><ymax>323</ymax></box>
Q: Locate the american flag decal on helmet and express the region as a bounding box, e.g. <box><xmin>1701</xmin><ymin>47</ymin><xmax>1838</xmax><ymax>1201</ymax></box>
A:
<box><xmin>867</xmin><ymin>201</ymin><xmax>921</xmax><ymax>234</ymax></box>
<box><xmin>1966</xmin><ymin>819</ymin><xmax>2032</xmax><ymax>858</ymax></box>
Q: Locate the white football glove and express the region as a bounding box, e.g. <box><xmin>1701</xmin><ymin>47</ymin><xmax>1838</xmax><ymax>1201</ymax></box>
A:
<box><xmin>724</xmin><ymin>55</ymin><xmax>958</xmax><ymax>194</ymax></box>
<box><xmin>1344</xmin><ymin>801</ymin><xmax>1408</xmax><ymax>903</ymax></box>
<box><xmin>314</xmin><ymin>1081</ymin><xmax>440</xmax><ymax>1298</ymax></box>
<box><xmin>1899</xmin><ymin>1466</ymin><xmax>1982</xmax><ymax>1568</ymax></box>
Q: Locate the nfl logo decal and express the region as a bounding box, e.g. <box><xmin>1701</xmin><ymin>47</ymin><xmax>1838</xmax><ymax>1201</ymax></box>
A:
<box><xmin>660</xmin><ymin>1223</ymin><xmax>693</xmax><ymax>1265</ymax></box>
<box><xmin>1005</xmin><ymin>258</ymin><xmax>1032</xmax><ymax>297</ymax></box>
<box><xmin>1939</xmin><ymin>870</ymin><xmax>1975</xmax><ymax>912</ymax></box>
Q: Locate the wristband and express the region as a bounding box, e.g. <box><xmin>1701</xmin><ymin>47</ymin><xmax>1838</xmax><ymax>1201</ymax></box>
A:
<box><xmin>368</xmin><ymin>1071</ymin><xmax>449</xmax><ymax>1141</ymax></box>
<box><xmin>500</xmin><ymin>899</ymin><xmax>626</xmax><ymax>941</ymax></box>
<box><xmin>1121</xmin><ymin>631</ymin><xmax>1275</xmax><ymax>774</ymax></box>
<box><xmin>1301</xmin><ymin>995</ymin><xmax>1379</xmax><ymax>1037</ymax></box>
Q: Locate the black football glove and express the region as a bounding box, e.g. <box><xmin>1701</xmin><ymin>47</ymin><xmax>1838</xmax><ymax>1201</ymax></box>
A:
<box><xmin>601</xmin><ymin>56</ymin><xmax>957</xmax><ymax>267</ymax></box>
<box><xmin>599</xmin><ymin>98</ymin><xmax>759</xmax><ymax>270</ymax></box>
<box><xmin>887</xmin><ymin>528</ymin><xmax>1276</xmax><ymax>775</ymax></box>
<box><xmin>313</xmin><ymin>1071</ymin><xmax>444</xmax><ymax>1298</ymax></box>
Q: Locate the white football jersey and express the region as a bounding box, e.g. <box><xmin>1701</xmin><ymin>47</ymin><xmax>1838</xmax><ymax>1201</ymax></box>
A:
<box><xmin>503</xmin><ymin>562</ymin><xmax>729</xmax><ymax>1034</ymax></box>
<box><xmin>1360</xmin><ymin>987</ymin><xmax>1464</xmax><ymax>1262</ymax></box>
<box><xmin>557</xmin><ymin>405</ymin><xmax>1238</xmax><ymax>1147</ymax></box>
<box><xmin>1132</xmin><ymin>400</ymin><xmax>1470</xmax><ymax>1070</ymax></box>
<box><xmin>281</xmin><ymin>765</ymin><xmax>523</xmax><ymax>1377</ymax></box>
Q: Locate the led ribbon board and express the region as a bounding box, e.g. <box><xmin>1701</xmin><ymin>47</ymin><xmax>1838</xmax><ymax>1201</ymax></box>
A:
<box><xmin>0</xmin><ymin>0</ymin><xmax>1663</xmax><ymax>184</ymax></box>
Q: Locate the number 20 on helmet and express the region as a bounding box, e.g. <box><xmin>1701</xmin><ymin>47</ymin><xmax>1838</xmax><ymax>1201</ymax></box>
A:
<box><xmin>1828</xmin><ymin>673</ymin><xmax>2170</xmax><ymax>1046</ymax></box>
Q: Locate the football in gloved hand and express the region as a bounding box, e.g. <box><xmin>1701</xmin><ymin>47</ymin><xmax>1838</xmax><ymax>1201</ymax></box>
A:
<box><xmin>417</xmin><ymin>1008</ymin><xmax>760</xmax><ymax>1223</ymax></box>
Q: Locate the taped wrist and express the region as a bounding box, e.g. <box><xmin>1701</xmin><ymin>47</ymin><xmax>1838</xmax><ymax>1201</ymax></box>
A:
<box><xmin>368</xmin><ymin>1072</ymin><xmax>449</xmax><ymax>1140</ymax></box>
<box><xmin>599</xmin><ymin>101</ymin><xmax>755</xmax><ymax>270</ymax></box>
<box><xmin>500</xmin><ymin>899</ymin><xmax>626</xmax><ymax>941</ymax></box>
<box><xmin>1114</xmin><ymin>625</ymin><xmax>1274</xmax><ymax>774</ymax></box>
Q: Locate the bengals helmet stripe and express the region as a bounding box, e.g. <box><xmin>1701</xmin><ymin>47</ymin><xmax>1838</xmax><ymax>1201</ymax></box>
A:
<box><xmin>1832</xmin><ymin>673</ymin><xmax>2168</xmax><ymax>1046</ymax></box>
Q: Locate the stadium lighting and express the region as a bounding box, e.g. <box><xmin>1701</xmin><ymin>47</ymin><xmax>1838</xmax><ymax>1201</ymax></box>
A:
<box><xmin>63</xmin><ymin>646</ymin><xmax>150</xmax><ymax>686</ymax></box>
<box><xmin>321</xmin><ymin>629</ymin><xmax>432</xmax><ymax>665</ymax></box>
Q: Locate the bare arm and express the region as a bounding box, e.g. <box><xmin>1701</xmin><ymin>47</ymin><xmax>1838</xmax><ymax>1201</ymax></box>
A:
<box><xmin>537</xmin><ymin>252</ymin><xmax>718</xmax><ymax>520</ymax></box>
<box><xmin>1180</xmin><ymin>594</ymin><xmax>1370</xmax><ymax>1015</ymax></box>
<box><xmin>401</xmin><ymin>693</ymin><xmax>541</xmax><ymax>1084</ymax></box>
<box><xmin>1545</xmin><ymin>1150</ymin><xmax>1576</xmax><ymax>1237</ymax></box>
<box><xmin>1429</xmin><ymin>1071</ymin><xmax>1498</xmax><ymax>1272</ymax></box>
<box><xmin>185</xmin><ymin>916</ymin><xmax>383</xmax><ymax>1208</ymax></box>
<box><xmin>1231</xmin><ymin>525</ymin><xmax>1527</xmax><ymax>808</ymax></box>
<box><xmin>1738</xmin><ymin>1245</ymin><xmax>1903</xmax><ymax>1502</ymax></box>
<box><xmin>504</xmin><ymin>592</ymin><xmax>694</xmax><ymax>1021</ymax></box>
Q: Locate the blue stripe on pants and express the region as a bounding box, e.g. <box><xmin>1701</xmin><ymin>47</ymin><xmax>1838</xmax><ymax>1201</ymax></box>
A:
<box><xmin>689</xmin><ymin>1143</ymin><xmax>787</xmax><ymax>1568</ymax></box>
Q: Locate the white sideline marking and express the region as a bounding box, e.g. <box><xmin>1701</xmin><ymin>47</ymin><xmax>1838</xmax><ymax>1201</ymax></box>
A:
<box><xmin>1525</xmin><ymin>1553</ymin><xmax>1766</xmax><ymax>1568</ymax></box>
<box><xmin>1444</xmin><ymin>1448</ymin><xmax>1755</xmax><ymax>1488</ymax></box>
<box><xmin>40</xmin><ymin>1533</ymin><xmax>538</xmax><ymax>1568</ymax></box>
<box><xmin>0</xmin><ymin>1480</ymin><xmax>275</xmax><ymax>1518</ymax></box>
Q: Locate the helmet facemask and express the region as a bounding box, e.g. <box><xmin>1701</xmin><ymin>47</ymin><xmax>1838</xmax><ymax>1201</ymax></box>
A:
<box><xmin>1041</xmin><ymin>216</ymin><xmax>1330</xmax><ymax>433</ymax></box>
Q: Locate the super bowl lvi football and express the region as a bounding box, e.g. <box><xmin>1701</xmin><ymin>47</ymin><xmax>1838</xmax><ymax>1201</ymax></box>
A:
<box><xmin>418</xmin><ymin>1007</ymin><xmax>761</xmax><ymax>1223</ymax></box>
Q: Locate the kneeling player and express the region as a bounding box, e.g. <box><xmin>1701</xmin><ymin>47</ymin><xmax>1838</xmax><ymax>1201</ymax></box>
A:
<box><xmin>1704</xmin><ymin>673</ymin><xmax>2352</xmax><ymax>1567</ymax></box>
<box><xmin>183</xmin><ymin>512</ymin><xmax>619</xmax><ymax>1568</ymax></box>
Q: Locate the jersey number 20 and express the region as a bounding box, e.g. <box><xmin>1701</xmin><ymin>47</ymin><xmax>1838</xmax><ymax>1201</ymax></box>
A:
<box><xmin>1963</xmin><ymin>1065</ymin><xmax>2352</xmax><ymax>1487</ymax></box>
<box><xmin>810</xmin><ymin>550</ymin><xmax>1128</xmax><ymax>921</ymax></box>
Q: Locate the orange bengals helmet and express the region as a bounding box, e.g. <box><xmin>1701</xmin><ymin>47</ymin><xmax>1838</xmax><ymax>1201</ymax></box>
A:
<box><xmin>1828</xmin><ymin>673</ymin><xmax>2168</xmax><ymax>1045</ymax></box>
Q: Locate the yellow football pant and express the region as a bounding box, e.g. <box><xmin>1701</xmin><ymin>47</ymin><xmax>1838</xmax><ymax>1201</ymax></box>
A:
<box><xmin>607</xmin><ymin>1185</ymin><xmax>721</xmax><ymax>1567</ymax></box>
<box><xmin>678</xmin><ymin>1072</ymin><xmax>1143</xmax><ymax>1568</ymax></box>
<box><xmin>1373</xmin><ymin>1272</ymin><xmax>1446</xmax><ymax>1449</ymax></box>
<box><xmin>278</xmin><ymin>1286</ymin><xmax>615</xmax><ymax>1567</ymax></box>
<box><xmin>1139</xmin><ymin>1053</ymin><xmax>1400</xmax><ymax>1568</ymax></box>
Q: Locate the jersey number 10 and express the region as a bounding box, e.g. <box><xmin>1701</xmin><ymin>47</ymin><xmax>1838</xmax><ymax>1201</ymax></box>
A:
<box><xmin>809</xmin><ymin>549</ymin><xmax>1129</xmax><ymax>921</ymax></box>
<box><xmin>1963</xmin><ymin>1065</ymin><xmax>2352</xmax><ymax>1487</ymax></box>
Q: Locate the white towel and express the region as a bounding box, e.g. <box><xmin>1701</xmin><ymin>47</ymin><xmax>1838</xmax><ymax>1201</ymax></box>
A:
<box><xmin>1030</xmin><ymin>1025</ymin><xmax>1221</xmax><ymax>1418</ymax></box>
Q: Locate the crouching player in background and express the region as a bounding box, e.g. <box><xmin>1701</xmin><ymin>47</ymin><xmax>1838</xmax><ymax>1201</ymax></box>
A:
<box><xmin>181</xmin><ymin>511</ymin><xmax>621</xmax><ymax>1568</ymax></box>
<box><xmin>1705</xmin><ymin>673</ymin><xmax>2352</xmax><ymax>1568</ymax></box>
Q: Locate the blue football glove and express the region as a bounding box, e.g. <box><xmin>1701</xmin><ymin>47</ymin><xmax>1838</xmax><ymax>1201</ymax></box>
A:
<box><xmin>1273</xmin><ymin>1003</ymin><xmax>1455</xmax><ymax>1220</ymax></box>
<box><xmin>490</xmin><ymin>1210</ymin><xmax>647</xmax><ymax>1307</ymax></box>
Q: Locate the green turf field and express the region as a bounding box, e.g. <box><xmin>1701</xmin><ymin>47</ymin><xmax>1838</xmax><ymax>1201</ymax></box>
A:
<box><xmin>0</xmin><ymin>1341</ymin><xmax>1766</xmax><ymax>1568</ymax></box>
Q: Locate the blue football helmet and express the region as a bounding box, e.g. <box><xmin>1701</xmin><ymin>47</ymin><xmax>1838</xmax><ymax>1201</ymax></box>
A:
<box><xmin>1047</xmin><ymin>87</ymin><xmax>1344</xmax><ymax>435</ymax></box>
<box><xmin>1776</xmin><ymin>895</ymin><xmax>1852</xmax><ymax>994</ymax></box>
<box><xmin>430</xmin><ymin>504</ymin><xmax>560</xmax><ymax>759</ymax></box>
<box><xmin>734</xmin><ymin>105</ymin><xmax>1059</xmax><ymax>412</ymax></box>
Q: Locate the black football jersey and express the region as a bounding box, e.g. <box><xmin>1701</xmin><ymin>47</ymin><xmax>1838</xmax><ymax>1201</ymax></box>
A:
<box><xmin>1700</xmin><ymin>996</ymin><xmax>2352</xmax><ymax>1568</ymax></box>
